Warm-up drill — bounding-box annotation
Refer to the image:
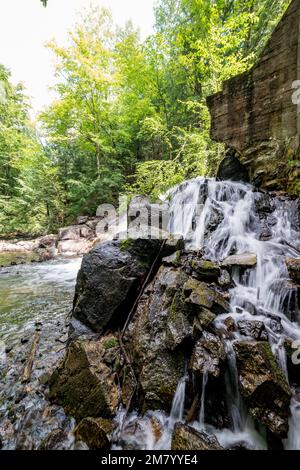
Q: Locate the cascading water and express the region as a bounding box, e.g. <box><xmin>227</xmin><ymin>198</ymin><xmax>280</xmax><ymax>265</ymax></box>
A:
<box><xmin>168</xmin><ymin>177</ymin><xmax>300</xmax><ymax>449</ymax></box>
<box><xmin>117</xmin><ymin>176</ymin><xmax>300</xmax><ymax>450</ymax></box>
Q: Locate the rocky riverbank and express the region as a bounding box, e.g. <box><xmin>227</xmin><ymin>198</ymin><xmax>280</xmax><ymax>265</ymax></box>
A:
<box><xmin>0</xmin><ymin>216</ymin><xmax>103</xmax><ymax>268</ymax></box>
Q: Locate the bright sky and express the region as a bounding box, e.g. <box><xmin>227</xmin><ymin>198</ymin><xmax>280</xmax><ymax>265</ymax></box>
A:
<box><xmin>0</xmin><ymin>0</ymin><xmax>155</xmax><ymax>117</ymax></box>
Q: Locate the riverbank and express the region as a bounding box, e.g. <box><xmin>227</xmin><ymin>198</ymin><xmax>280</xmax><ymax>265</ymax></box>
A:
<box><xmin>0</xmin><ymin>215</ymin><xmax>103</xmax><ymax>268</ymax></box>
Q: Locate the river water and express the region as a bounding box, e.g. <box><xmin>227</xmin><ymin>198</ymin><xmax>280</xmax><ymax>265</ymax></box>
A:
<box><xmin>0</xmin><ymin>257</ymin><xmax>81</xmax><ymax>449</ymax></box>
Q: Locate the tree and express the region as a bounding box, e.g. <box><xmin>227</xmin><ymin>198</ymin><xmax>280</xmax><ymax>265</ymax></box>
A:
<box><xmin>0</xmin><ymin>65</ymin><xmax>63</xmax><ymax>236</ymax></box>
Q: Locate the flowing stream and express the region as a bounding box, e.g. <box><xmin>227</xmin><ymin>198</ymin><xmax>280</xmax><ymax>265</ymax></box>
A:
<box><xmin>0</xmin><ymin>257</ymin><xmax>82</xmax><ymax>449</ymax></box>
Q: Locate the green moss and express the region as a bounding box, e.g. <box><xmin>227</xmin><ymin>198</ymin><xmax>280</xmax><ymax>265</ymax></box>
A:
<box><xmin>0</xmin><ymin>251</ymin><xmax>40</xmax><ymax>267</ymax></box>
<box><xmin>103</xmin><ymin>337</ymin><xmax>119</xmax><ymax>350</ymax></box>
<box><xmin>119</xmin><ymin>238</ymin><xmax>133</xmax><ymax>252</ymax></box>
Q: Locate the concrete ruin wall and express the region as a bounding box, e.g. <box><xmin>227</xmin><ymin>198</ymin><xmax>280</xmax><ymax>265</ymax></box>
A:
<box><xmin>207</xmin><ymin>0</ymin><xmax>300</xmax><ymax>192</ymax></box>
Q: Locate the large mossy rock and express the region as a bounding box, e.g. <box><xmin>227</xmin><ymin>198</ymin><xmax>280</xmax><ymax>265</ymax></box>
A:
<box><xmin>124</xmin><ymin>265</ymin><xmax>230</xmax><ymax>412</ymax></box>
<box><xmin>74</xmin><ymin>418</ymin><xmax>113</xmax><ymax>450</ymax></box>
<box><xmin>72</xmin><ymin>238</ymin><xmax>161</xmax><ymax>333</ymax></box>
<box><xmin>171</xmin><ymin>423</ymin><xmax>223</xmax><ymax>450</ymax></box>
<box><xmin>125</xmin><ymin>267</ymin><xmax>188</xmax><ymax>412</ymax></box>
<box><xmin>49</xmin><ymin>336</ymin><xmax>120</xmax><ymax>421</ymax></box>
<box><xmin>234</xmin><ymin>341</ymin><xmax>291</xmax><ymax>437</ymax></box>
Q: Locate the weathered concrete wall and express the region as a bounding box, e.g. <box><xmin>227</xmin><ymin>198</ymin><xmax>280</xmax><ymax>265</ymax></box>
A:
<box><xmin>207</xmin><ymin>0</ymin><xmax>300</xmax><ymax>192</ymax></box>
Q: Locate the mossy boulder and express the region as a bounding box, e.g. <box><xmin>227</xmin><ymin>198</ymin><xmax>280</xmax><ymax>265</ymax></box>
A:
<box><xmin>171</xmin><ymin>423</ymin><xmax>223</xmax><ymax>450</ymax></box>
<box><xmin>49</xmin><ymin>336</ymin><xmax>120</xmax><ymax>421</ymax></box>
<box><xmin>234</xmin><ymin>341</ymin><xmax>291</xmax><ymax>437</ymax></box>
<box><xmin>189</xmin><ymin>259</ymin><xmax>220</xmax><ymax>282</ymax></box>
<box><xmin>189</xmin><ymin>331</ymin><xmax>226</xmax><ymax>378</ymax></box>
<box><xmin>183</xmin><ymin>278</ymin><xmax>230</xmax><ymax>314</ymax></box>
<box><xmin>124</xmin><ymin>267</ymin><xmax>189</xmax><ymax>411</ymax></box>
<box><xmin>74</xmin><ymin>417</ymin><xmax>114</xmax><ymax>449</ymax></box>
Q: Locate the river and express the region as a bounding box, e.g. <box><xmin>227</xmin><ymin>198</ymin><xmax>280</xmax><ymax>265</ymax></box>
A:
<box><xmin>0</xmin><ymin>257</ymin><xmax>82</xmax><ymax>449</ymax></box>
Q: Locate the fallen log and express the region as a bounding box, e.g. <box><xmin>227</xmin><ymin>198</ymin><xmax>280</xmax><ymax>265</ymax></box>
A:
<box><xmin>21</xmin><ymin>332</ymin><xmax>41</xmax><ymax>383</ymax></box>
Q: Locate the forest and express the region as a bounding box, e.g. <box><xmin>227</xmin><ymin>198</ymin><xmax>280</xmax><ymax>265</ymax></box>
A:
<box><xmin>0</xmin><ymin>0</ymin><xmax>290</xmax><ymax>237</ymax></box>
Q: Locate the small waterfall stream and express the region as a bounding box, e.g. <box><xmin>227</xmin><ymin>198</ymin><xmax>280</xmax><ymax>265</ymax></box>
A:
<box><xmin>168</xmin><ymin>177</ymin><xmax>300</xmax><ymax>449</ymax></box>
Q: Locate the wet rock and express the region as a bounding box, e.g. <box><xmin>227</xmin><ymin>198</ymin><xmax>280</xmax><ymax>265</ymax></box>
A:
<box><xmin>224</xmin><ymin>316</ymin><xmax>236</xmax><ymax>334</ymax></box>
<box><xmin>218</xmin><ymin>269</ymin><xmax>232</xmax><ymax>288</ymax></box>
<box><xmin>217</xmin><ymin>150</ymin><xmax>249</xmax><ymax>183</ymax></box>
<box><xmin>72</xmin><ymin>238</ymin><xmax>161</xmax><ymax>333</ymax></box>
<box><xmin>286</xmin><ymin>258</ymin><xmax>300</xmax><ymax>285</ymax></box>
<box><xmin>222</xmin><ymin>252</ymin><xmax>257</xmax><ymax>268</ymax></box>
<box><xmin>74</xmin><ymin>418</ymin><xmax>111</xmax><ymax>449</ymax></box>
<box><xmin>234</xmin><ymin>341</ymin><xmax>291</xmax><ymax>437</ymax></box>
<box><xmin>49</xmin><ymin>336</ymin><xmax>120</xmax><ymax>421</ymax></box>
<box><xmin>259</xmin><ymin>223</ymin><xmax>273</xmax><ymax>241</ymax></box>
<box><xmin>150</xmin><ymin>416</ymin><xmax>163</xmax><ymax>443</ymax></box>
<box><xmin>140</xmin><ymin>354</ymin><xmax>185</xmax><ymax>412</ymax></box>
<box><xmin>163</xmin><ymin>236</ymin><xmax>184</xmax><ymax>257</ymax></box>
<box><xmin>254</xmin><ymin>192</ymin><xmax>275</xmax><ymax>215</ymax></box>
<box><xmin>188</xmin><ymin>258</ymin><xmax>220</xmax><ymax>282</ymax></box>
<box><xmin>183</xmin><ymin>278</ymin><xmax>230</xmax><ymax>314</ymax></box>
<box><xmin>204</xmin><ymin>202</ymin><xmax>224</xmax><ymax>239</ymax></box>
<box><xmin>171</xmin><ymin>423</ymin><xmax>223</xmax><ymax>450</ymax></box>
<box><xmin>162</xmin><ymin>251</ymin><xmax>181</xmax><ymax>267</ymax></box>
<box><xmin>39</xmin><ymin>429</ymin><xmax>68</xmax><ymax>450</ymax></box>
<box><xmin>189</xmin><ymin>332</ymin><xmax>226</xmax><ymax>378</ymax></box>
<box><xmin>125</xmin><ymin>267</ymin><xmax>188</xmax><ymax>411</ymax></box>
<box><xmin>192</xmin><ymin>309</ymin><xmax>216</xmax><ymax>334</ymax></box>
<box><xmin>237</xmin><ymin>320</ymin><xmax>268</xmax><ymax>341</ymax></box>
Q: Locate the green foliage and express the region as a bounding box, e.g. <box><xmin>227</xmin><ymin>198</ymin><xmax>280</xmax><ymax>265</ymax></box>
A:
<box><xmin>0</xmin><ymin>65</ymin><xmax>63</xmax><ymax>236</ymax></box>
<box><xmin>1</xmin><ymin>1</ymin><xmax>292</xmax><ymax>236</ymax></box>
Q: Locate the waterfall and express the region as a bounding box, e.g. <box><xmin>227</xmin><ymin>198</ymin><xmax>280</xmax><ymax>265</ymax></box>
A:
<box><xmin>168</xmin><ymin>177</ymin><xmax>300</xmax><ymax>449</ymax></box>
<box><xmin>198</xmin><ymin>371</ymin><xmax>208</xmax><ymax>430</ymax></box>
<box><xmin>115</xmin><ymin>177</ymin><xmax>300</xmax><ymax>450</ymax></box>
<box><xmin>170</xmin><ymin>374</ymin><xmax>187</xmax><ymax>423</ymax></box>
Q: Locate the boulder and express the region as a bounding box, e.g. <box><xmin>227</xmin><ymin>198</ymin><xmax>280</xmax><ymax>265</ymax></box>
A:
<box><xmin>72</xmin><ymin>238</ymin><xmax>161</xmax><ymax>333</ymax></box>
<box><xmin>187</xmin><ymin>258</ymin><xmax>220</xmax><ymax>282</ymax></box>
<box><xmin>49</xmin><ymin>336</ymin><xmax>120</xmax><ymax>421</ymax></box>
<box><xmin>38</xmin><ymin>234</ymin><xmax>57</xmax><ymax>248</ymax></box>
<box><xmin>189</xmin><ymin>332</ymin><xmax>226</xmax><ymax>378</ymax></box>
<box><xmin>216</xmin><ymin>150</ymin><xmax>249</xmax><ymax>183</ymax></box>
<box><xmin>183</xmin><ymin>278</ymin><xmax>230</xmax><ymax>314</ymax></box>
<box><xmin>237</xmin><ymin>320</ymin><xmax>268</xmax><ymax>341</ymax></box>
<box><xmin>286</xmin><ymin>258</ymin><xmax>300</xmax><ymax>285</ymax></box>
<box><xmin>234</xmin><ymin>341</ymin><xmax>291</xmax><ymax>437</ymax></box>
<box><xmin>80</xmin><ymin>225</ymin><xmax>94</xmax><ymax>239</ymax></box>
<box><xmin>39</xmin><ymin>429</ymin><xmax>68</xmax><ymax>450</ymax></box>
<box><xmin>57</xmin><ymin>239</ymin><xmax>92</xmax><ymax>255</ymax></box>
<box><xmin>74</xmin><ymin>418</ymin><xmax>111</xmax><ymax>449</ymax></box>
<box><xmin>171</xmin><ymin>423</ymin><xmax>223</xmax><ymax>450</ymax></box>
<box><xmin>124</xmin><ymin>267</ymin><xmax>189</xmax><ymax>411</ymax></box>
<box><xmin>58</xmin><ymin>226</ymin><xmax>81</xmax><ymax>241</ymax></box>
<box><xmin>222</xmin><ymin>253</ymin><xmax>257</xmax><ymax>268</ymax></box>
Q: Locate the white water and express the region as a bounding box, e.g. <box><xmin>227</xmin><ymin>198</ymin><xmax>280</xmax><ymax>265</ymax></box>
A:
<box><xmin>117</xmin><ymin>177</ymin><xmax>300</xmax><ymax>450</ymax></box>
<box><xmin>169</xmin><ymin>177</ymin><xmax>300</xmax><ymax>449</ymax></box>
